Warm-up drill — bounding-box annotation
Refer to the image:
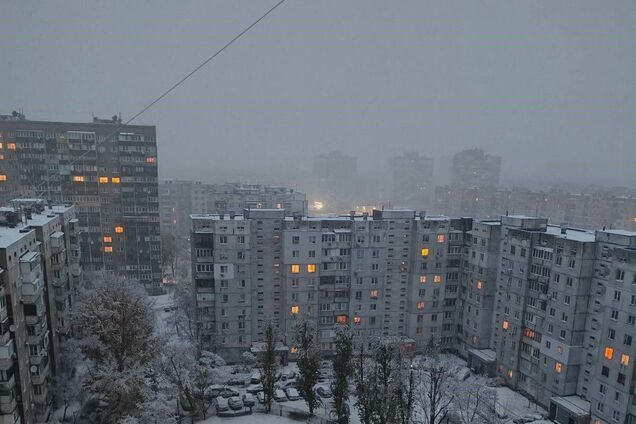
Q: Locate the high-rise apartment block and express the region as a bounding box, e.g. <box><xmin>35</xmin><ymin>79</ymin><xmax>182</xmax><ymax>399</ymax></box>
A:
<box><xmin>451</xmin><ymin>148</ymin><xmax>501</xmax><ymax>188</ymax></box>
<box><xmin>388</xmin><ymin>152</ymin><xmax>434</xmax><ymax>209</ymax></box>
<box><xmin>191</xmin><ymin>208</ymin><xmax>636</xmax><ymax>423</ymax></box>
<box><xmin>0</xmin><ymin>200</ymin><xmax>80</xmax><ymax>424</ymax></box>
<box><xmin>160</xmin><ymin>181</ymin><xmax>306</xmax><ymax>239</ymax></box>
<box><xmin>0</xmin><ymin>115</ymin><xmax>161</xmax><ymax>293</ymax></box>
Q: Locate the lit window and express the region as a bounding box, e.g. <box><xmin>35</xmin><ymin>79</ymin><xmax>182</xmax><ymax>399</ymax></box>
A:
<box><xmin>290</xmin><ymin>346</ymin><xmax>298</xmax><ymax>354</ymax></box>
<box><xmin>472</xmin><ymin>336</ymin><xmax>478</xmax><ymax>344</ymax></box>
<box><xmin>7</xmin><ymin>143</ymin><xmax>16</xmax><ymax>150</ymax></box>
<box><xmin>0</xmin><ymin>142</ymin><xmax>3</xmax><ymax>149</ymax></box>
<box><xmin>291</xmin><ymin>306</ymin><xmax>300</xmax><ymax>315</ymax></box>
<box><xmin>417</xmin><ymin>301</ymin><xmax>425</xmax><ymax>310</ymax></box>
<box><xmin>111</xmin><ymin>177</ymin><xmax>121</xmax><ymax>184</ymax></box>
<box><xmin>433</xmin><ymin>275</ymin><xmax>442</xmax><ymax>283</ymax></box>
<box><xmin>476</xmin><ymin>281</ymin><xmax>483</xmax><ymax>290</ymax></box>
<box><xmin>604</xmin><ymin>347</ymin><xmax>614</xmax><ymax>360</ymax></box>
<box><xmin>291</xmin><ymin>264</ymin><xmax>300</xmax><ymax>274</ymax></box>
<box><xmin>336</xmin><ymin>315</ymin><xmax>348</xmax><ymax>324</ymax></box>
<box><xmin>353</xmin><ymin>316</ymin><xmax>361</xmax><ymax>324</ymax></box>
<box><xmin>502</xmin><ymin>321</ymin><xmax>509</xmax><ymax>330</ymax></box>
<box><xmin>0</xmin><ymin>175</ymin><xmax>6</xmax><ymax>182</ymax></box>
<box><xmin>555</xmin><ymin>362</ymin><xmax>562</xmax><ymax>373</ymax></box>
<box><xmin>370</xmin><ymin>290</ymin><xmax>378</xmax><ymax>299</ymax></box>
<box><xmin>436</xmin><ymin>234</ymin><xmax>445</xmax><ymax>243</ymax></box>
<box><xmin>104</xmin><ymin>246</ymin><xmax>113</xmax><ymax>253</ymax></box>
<box><xmin>99</xmin><ymin>176</ymin><xmax>109</xmax><ymax>184</ymax></box>
<box><xmin>72</xmin><ymin>175</ymin><xmax>85</xmax><ymax>182</ymax></box>
<box><xmin>307</xmin><ymin>264</ymin><xmax>316</xmax><ymax>273</ymax></box>
<box><xmin>276</xmin><ymin>203</ymin><xmax>283</xmax><ymax>209</ymax></box>
<box><xmin>420</xmin><ymin>275</ymin><xmax>427</xmax><ymax>284</ymax></box>
<box><xmin>145</xmin><ymin>156</ymin><xmax>156</xmax><ymax>164</ymax></box>
<box><xmin>115</xmin><ymin>226</ymin><xmax>124</xmax><ymax>234</ymax></box>
<box><xmin>103</xmin><ymin>236</ymin><xmax>112</xmax><ymax>243</ymax></box>
<box><xmin>0</xmin><ymin>154</ymin><xmax>4</xmax><ymax>160</ymax></box>
<box><xmin>507</xmin><ymin>370</ymin><xmax>513</xmax><ymax>378</ymax></box>
<box><xmin>621</xmin><ymin>354</ymin><xmax>630</xmax><ymax>366</ymax></box>
<box><xmin>421</xmin><ymin>248</ymin><xmax>430</xmax><ymax>257</ymax></box>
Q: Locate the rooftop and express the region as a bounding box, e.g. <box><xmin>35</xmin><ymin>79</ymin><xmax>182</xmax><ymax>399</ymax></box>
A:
<box><xmin>545</xmin><ymin>225</ymin><xmax>596</xmax><ymax>242</ymax></box>
<box><xmin>0</xmin><ymin>226</ymin><xmax>33</xmax><ymax>249</ymax></box>
<box><xmin>551</xmin><ymin>395</ymin><xmax>590</xmax><ymax>417</ymax></box>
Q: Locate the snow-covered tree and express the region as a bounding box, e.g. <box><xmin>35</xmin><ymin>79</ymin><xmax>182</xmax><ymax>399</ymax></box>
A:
<box><xmin>394</xmin><ymin>346</ymin><xmax>415</xmax><ymax>424</ymax></box>
<box><xmin>371</xmin><ymin>341</ymin><xmax>400</xmax><ymax>424</ymax></box>
<box><xmin>414</xmin><ymin>339</ymin><xmax>454</xmax><ymax>424</ymax></box>
<box><xmin>354</xmin><ymin>343</ymin><xmax>374</xmax><ymax>424</ymax></box>
<box><xmin>52</xmin><ymin>341</ymin><xmax>84</xmax><ymax>422</ymax></box>
<box><xmin>260</xmin><ymin>321</ymin><xmax>278</xmax><ymax>413</ymax></box>
<box><xmin>172</xmin><ymin>280</ymin><xmax>198</xmax><ymax>345</ymax></box>
<box><xmin>295</xmin><ymin>318</ymin><xmax>322</xmax><ymax>415</ymax></box>
<box><xmin>452</xmin><ymin>376</ymin><xmax>500</xmax><ymax>424</ymax></box>
<box><xmin>241</xmin><ymin>351</ymin><xmax>257</xmax><ymax>372</ymax></box>
<box><xmin>331</xmin><ymin>325</ymin><xmax>353</xmax><ymax>424</ymax></box>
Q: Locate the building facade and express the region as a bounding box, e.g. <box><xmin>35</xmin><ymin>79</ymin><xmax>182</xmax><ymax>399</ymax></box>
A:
<box><xmin>387</xmin><ymin>152</ymin><xmax>434</xmax><ymax>210</ymax></box>
<box><xmin>451</xmin><ymin>148</ymin><xmax>502</xmax><ymax>188</ymax></box>
<box><xmin>0</xmin><ymin>115</ymin><xmax>161</xmax><ymax>293</ymax></box>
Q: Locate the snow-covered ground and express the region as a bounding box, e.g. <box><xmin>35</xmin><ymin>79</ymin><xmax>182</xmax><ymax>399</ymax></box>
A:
<box><xmin>200</xmin><ymin>414</ymin><xmax>298</xmax><ymax>424</ymax></box>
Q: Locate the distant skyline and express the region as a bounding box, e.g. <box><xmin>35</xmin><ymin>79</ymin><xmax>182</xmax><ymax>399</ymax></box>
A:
<box><xmin>2</xmin><ymin>0</ymin><xmax>636</xmax><ymax>186</ymax></box>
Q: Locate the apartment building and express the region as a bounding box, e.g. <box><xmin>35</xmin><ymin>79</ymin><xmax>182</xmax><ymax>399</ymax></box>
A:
<box><xmin>161</xmin><ymin>180</ymin><xmax>306</xmax><ymax>238</ymax></box>
<box><xmin>451</xmin><ymin>148</ymin><xmax>501</xmax><ymax>188</ymax></box>
<box><xmin>0</xmin><ymin>114</ymin><xmax>161</xmax><ymax>293</ymax></box>
<box><xmin>0</xmin><ymin>201</ymin><xmax>80</xmax><ymax>424</ymax></box>
<box><xmin>387</xmin><ymin>153</ymin><xmax>435</xmax><ymax>209</ymax></box>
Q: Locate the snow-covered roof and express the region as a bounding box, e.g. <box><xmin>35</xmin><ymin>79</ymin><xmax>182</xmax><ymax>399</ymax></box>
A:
<box><xmin>550</xmin><ymin>395</ymin><xmax>590</xmax><ymax>416</ymax></box>
<box><xmin>468</xmin><ymin>348</ymin><xmax>496</xmax><ymax>362</ymax></box>
<box><xmin>545</xmin><ymin>225</ymin><xmax>595</xmax><ymax>242</ymax></box>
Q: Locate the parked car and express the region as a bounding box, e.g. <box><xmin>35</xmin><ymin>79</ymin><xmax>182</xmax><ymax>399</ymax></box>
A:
<box><xmin>246</xmin><ymin>384</ymin><xmax>263</xmax><ymax>394</ymax></box>
<box><xmin>278</xmin><ymin>380</ymin><xmax>298</xmax><ymax>389</ymax></box>
<box><xmin>221</xmin><ymin>387</ymin><xmax>240</xmax><ymax>398</ymax></box>
<box><xmin>455</xmin><ymin>367</ymin><xmax>471</xmax><ymax>381</ymax></box>
<box><xmin>316</xmin><ymin>386</ymin><xmax>332</xmax><ymax>398</ymax></box>
<box><xmin>228</xmin><ymin>396</ymin><xmax>243</xmax><ymax>411</ymax></box>
<box><xmin>250</xmin><ymin>371</ymin><xmax>261</xmax><ymax>384</ymax></box>
<box><xmin>285</xmin><ymin>388</ymin><xmax>301</xmax><ymax>401</ymax></box>
<box><xmin>513</xmin><ymin>414</ymin><xmax>544</xmax><ymax>424</ymax></box>
<box><xmin>215</xmin><ymin>396</ymin><xmax>229</xmax><ymax>412</ymax></box>
<box><xmin>227</xmin><ymin>377</ymin><xmax>246</xmax><ymax>386</ymax></box>
<box><xmin>242</xmin><ymin>393</ymin><xmax>256</xmax><ymax>407</ymax></box>
<box><xmin>285</xmin><ymin>371</ymin><xmax>296</xmax><ymax>380</ymax></box>
<box><xmin>275</xmin><ymin>372</ymin><xmax>282</xmax><ymax>381</ymax></box>
<box><xmin>257</xmin><ymin>391</ymin><xmax>265</xmax><ymax>404</ymax></box>
<box><xmin>206</xmin><ymin>384</ymin><xmax>225</xmax><ymax>399</ymax></box>
<box><xmin>274</xmin><ymin>389</ymin><xmax>287</xmax><ymax>402</ymax></box>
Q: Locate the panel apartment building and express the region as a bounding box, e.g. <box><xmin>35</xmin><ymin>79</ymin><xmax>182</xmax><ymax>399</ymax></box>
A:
<box><xmin>160</xmin><ymin>180</ymin><xmax>306</xmax><ymax>238</ymax></box>
<box><xmin>0</xmin><ymin>114</ymin><xmax>161</xmax><ymax>293</ymax></box>
<box><xmin>0</xmin><ymin>200</ymin><xmax>80</xmax><ymax>424</ymax></box>
<box><xmin>191</xmin><ymin>209</ymin><xmax>636</xmax><ymax>424</ymax></box>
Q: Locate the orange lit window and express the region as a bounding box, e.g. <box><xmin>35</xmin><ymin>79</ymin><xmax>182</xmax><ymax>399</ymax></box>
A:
<box><xmin>307</xmin><ymin>264</ymin><xmax>316</xmax><ymax>273</ymax></box>
<box><xmin>111</xmin><ymin>177</ymin><xmax>121</xmax><ymax>184</ymax></box>
<box><xmin>7</xmin><ymin>143</ymin><xmax>16</xmax><ymax>150</ymax></box>
<box><xmin>0</xmin><ymin>175</ymin><xmax>6</xmax><ymax>182</ymax></box>
<box><xmin>476</xmin><ymin>281</ymin><xmax>483</xmax><ymax>289</ymax></box>
<box><xmin>421</xmin><ymin>248</ymin><xmax>430</xmax><ymax>257</ymax></box>
<box><xmin>291</xmin><ymin>306</ymin><xmax>300</xmax><ymax>315</ymax></box>
<box><xmin>276</xmin><ymin>203</ymin><xmax>283</xmax><ymax>209</ymax></box>
<box><xmin>523</xmin><ymin>328</ymin><xmax>535</xmax><ymax>338</ymax></box>
<box><xmin>370</xmin><ymin>290</ymin><xmax>378</xmax><ymax>299</ymax></box>
<box><xmin>353</xmin><ymin>316</ymin><xmax>361</xmax><ymax>325</ymax></box>
<box><xmin>507</xmin><ymin>370</ymin><xmax>513</xmax><ymax>378</ymax></box>
<box><xmin>103</xmin><ymin>236</ymin><xmax>112</xmax><ymax>243</ymax></box>
<box><xmin>0</xmin><ymin>142</ymin><xmax>3</xmax><ymax>149</ymax></box>
<box><xmin>72</xmin><ymin>175</ymin><xmax>85</xmax><ymax>182</ymax></box>
<box><xmin>417</xmin><ymin>301</ymin><xmax>425</xmax><ymax>310</ymax></box>
<box><xmin>621</xmin><ymin>354</ymin><xmax>630</xmax><ymax>366</ymax></box>
<box><xmin>104</xmin><ymin>246</ymin><xmax>113</xmax><ymax>253</ymax></box>
<box><xmin>433</xmin><ymin>275</ymin><xmax>442</xmax><ymax>283</ymax></box>
<box><xmin>555</xmin><ymin>362</ymin><xmax>562</xmax><ymax>373</ymax></box>
<box><xmin>145</xmin><ymin>156</ymin><xmax>156</xmax><ymax>164</ymax></box>
<box><xmin>436</xmin><ymin>234</ymin><xmax>445</xmax><ymax>243</ymax></box>
<box><xmin>604</xmin><ymin>347</ymin><xmax>614</xmax><ymax>360</ymax></box>
<box><xmin>336</xmin><ymin>315</ymin><xmax>348</xmax><ymax>324</ymax></box>
<box><xmin>115</xmin><ymin>226</ymin><xmax>124</xmax><ymax>234</ymax></box>
<box><xmin>99</xmin><ymin>176</ymin><xmax>109</xmax><ymax>184</ymax></box>
<box><xmin>502</xmin><ymin>321</ymin><xmax>509</xmax><ymax>330</ymax></box>
<box><xmin>0</xmin><ymin>154</ymin><xmax>4</xmax><ymax>160</ymax></box>
<box><xmin>290</xmin><ymin>346</ymin><xmax>298</xmax><ymax>354</ymax></box>
<box><xmin>291</xmin><ymin>264</ymin><xmax>300</xmax><ymax>274</ymax></box>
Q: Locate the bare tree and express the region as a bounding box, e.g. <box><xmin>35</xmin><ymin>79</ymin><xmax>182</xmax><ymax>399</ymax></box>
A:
<box><xmin>394</xmin><ymin>346</ymin><xmax>415</xmax><ymax>424</ymax></box>
<box><xmin>414</xmin><ymin>355</ymin><xmax>454</xmax><ymax>424</ymax></box>
<box><xmin>295</xmin><ymin>318</ymin><xmax>322</xmax><ymax>415</ymax></box>
<box><xmin>331</xmin><ymin>325</ymin><xmax>353</xmax><ymax>424</ymax></box>
<box><xmin>260</xmin><ymin>321</ymin><xmax>278</xmax><ymax>413</ymax></box>
<box><xmin>354</xmin><ymin>342</ymin><xmax>374</xmax><ymax>424</ymax></box>
<box><xmin>161</xmin><ymin>233</ymin><xmax>178</xmax><ymax>278</ymax></box>
<box><xmin>371</xmin><ymin>341</ymin><xmax>399</xmax><ymax>424</ymax></box>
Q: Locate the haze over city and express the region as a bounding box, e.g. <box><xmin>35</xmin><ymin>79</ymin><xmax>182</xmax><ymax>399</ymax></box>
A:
<box><xmin>2</xmin><ymin>0</ymin><xmax>636</xmax><ymax>186</ymax></box>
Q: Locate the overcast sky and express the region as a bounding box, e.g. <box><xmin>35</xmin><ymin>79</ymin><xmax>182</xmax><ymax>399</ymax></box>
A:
<box><xmin>2</xmin><ymin>1</ymin><xmax>635</xmax><ymax>185</ymax></box>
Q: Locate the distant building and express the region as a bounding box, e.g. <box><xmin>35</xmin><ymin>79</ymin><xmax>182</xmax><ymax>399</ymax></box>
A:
<box><xmin>0</xmin><ymin>200</ymin><xmax>80</xmax><ymax>424</ymax></box>
<box><xmin>388</xmin><ymin>152</ymin><xmax>434</xmax><ymax>209</ymax></box>
<box><xmin>311</xmin><ymin>152</ymin><xmax>357</xmax><ymax>211</ymax></box>
<box><xmin>0</xmin><ymin>115</ymin><xmax>161</xmax><ymax>293</ymax></box>
<box><xmin>451</xmin><ymin>148</ymin><xmax>501</xmax><ymax>188</ymax></box>
<box><xmin>159</xmin><ymin>181</ymin><xmax>307</xmax><ymax>238</ymax></box>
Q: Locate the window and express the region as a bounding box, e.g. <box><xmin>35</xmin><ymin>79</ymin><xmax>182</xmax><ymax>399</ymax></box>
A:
<box><xmin>436</xmin><ymin>234</ymin><xmax>445</xmax><ymax>243</ymax></box>
<box><xmin>99</xmin><ymin>176</ymin><xmax>109</xmax><ymax>183</ymax></box>
<box><xmin>104</xmin><ymin>246</ymin><xmax>113</xmax><ymax>253</ymax></box>
<box><xmin>417</xmin><ymin>301</ymin><xmax>425</xmax><ymax>310</ymax></box>
<box><xmin>115</xmin><ymin>226</ymin><xmax>124</xmax><ymax>233</ymax></box>
<box><xmin>111</xmin><ymin>176</ymin><xmax>121</xmax><ymax>184</ymax></box>
<box><xmin>476</xmin><ymin>281</ymin><xmax>483</xmax><ymax>290</ymax></box>
<box><xmin>292</xmin><ymin>236</ymin><xmax>300</xmax><ymax>244</ymax></box>
<box><xmin>7</xmin><ymin>143</ymin><xmax>16</xmax><ymax>150</ymax></box>
<box><xmin>354</xmin><ymin>316</ymin><xmax>361</xmax><ymax>324</ymax></box>
<box><xmin>291</xmin><ymin>265</ymin><xmax>300</xmax><ymax>274</ymax></box>
<box><xmin>103</xmin><ymin>236</ymin><xmax>112</xmax><ymax>243</ymax></box>
<box><xmin>420</xmin><ymin>276</ymin><xmax>427</xmax><ymax>284</ymax></box>
<box><xmin>72</xmin><ymin>175</ymin><xmax>85</xmax><ymax>182</ymax></box>
<box><xmin>433</xmin><ymin>275</ymin><xmax>442</xmax><ymax>283</ymax></box>
<box><xmin>620</xmin><ymin>353</ymin><xmax>630</xmax><ymax>366</ymax></box>
<box><xmin>555</xmin><ymin>362</ymin><xmax>562</xmax><ymax>373</ymax></box>
<box><xmin>370</xmin><ymin>290</ymin><xmax>378</xmax><ymax>299</ymax></box>
<box><xmin>502</xmin><ymin>321</ymin><xmax>509</xmax><ymax>330</ymax></box>
<box><xmin>336</xmin><ymin>315</ymin><xmax>348</xmax><ymax>324</ymax></box>
<box><xmin>421</xmin><ymin>248</ymin><xmax>430</xmax><ymax>257</ymax></box>
<box><xmin>307</xmin><ymin>264</ymin><xmax>316</xmax><ymax>273</ymax></box>
<box><xmin>290</xmin><ymin>346</ymin><xmax>298</xmax><ymax>354</ymax></box>
<box><xmin>604</xmin><ymin>347</ymin><xmax>614</xmax><ymax>360</ymax></box>
<box><xmin>290</xmin><ymin>306</ymin><xmax>300</xmax><ymax>315</ymax></box>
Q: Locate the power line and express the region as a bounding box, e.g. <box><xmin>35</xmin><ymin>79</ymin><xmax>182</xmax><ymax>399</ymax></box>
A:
<box><xmin>30</xmin><ymin>0</ymin><xmax>287</xmax><ymax>196</ymax></box>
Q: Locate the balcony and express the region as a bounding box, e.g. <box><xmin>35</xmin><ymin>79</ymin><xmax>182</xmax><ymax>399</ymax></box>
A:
<box><xmin>0</xmin><ymin>341</ymin><xmax>14</xmax><ymax>369</ymax></box>
<box><xmin>21</xmin><ymin>278</ymin><xmax>44</xmax><ymax>303</ymax></box>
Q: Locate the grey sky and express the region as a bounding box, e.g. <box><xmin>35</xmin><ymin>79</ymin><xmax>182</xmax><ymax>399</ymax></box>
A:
<box><xmin>2</xmin><ymin>1</ymin><xmax>635</xmax><ymax>185</ymax></box>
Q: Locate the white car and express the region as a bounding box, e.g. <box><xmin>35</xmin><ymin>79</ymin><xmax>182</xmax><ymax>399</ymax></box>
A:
<box><xmin>215</xmin><ymin>396</ymin><xmax>229</xmax><ymax>412</ymax></box>
<box><xmin>285</xmin><ymin>387</ymin><xmax>301</xmax><ymax>401</ymax></box>
<box><xmin>274</xmin><ymin>389</ymin><xmax>287</xmax><ymax>402</ymax></box>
